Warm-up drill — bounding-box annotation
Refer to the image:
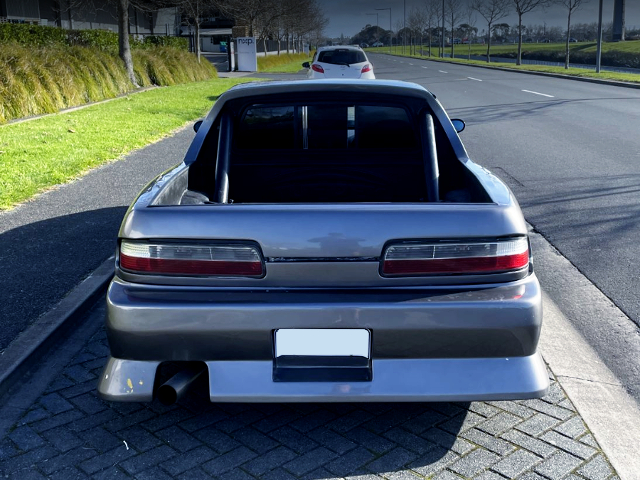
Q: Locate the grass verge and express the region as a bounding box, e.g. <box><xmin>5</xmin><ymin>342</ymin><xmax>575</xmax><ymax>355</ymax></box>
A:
<box><xmin>0</xmin><ymin>78</ymin><xmax>255</xmax><ymax>210</ymax></box>
<box><xmin>258</xmin><ymin>53</ymin><xmax>312</xmax><ymax>73</ymax></box>
<box><xmin>372</xmin><ymin>50</ymin><xmax>640</xmax><ymax>84</ymax></box>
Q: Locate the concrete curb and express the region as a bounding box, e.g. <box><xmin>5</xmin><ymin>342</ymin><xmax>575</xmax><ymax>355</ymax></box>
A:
<box><xmin>377</xmin><ymin>53</ymin><xmax>640</xmax><ymax>90</ymax></box>
<box><xmin>0</xmin><ymin>256</ymin><xmax>114</xmax><ymax>399</ymax></box>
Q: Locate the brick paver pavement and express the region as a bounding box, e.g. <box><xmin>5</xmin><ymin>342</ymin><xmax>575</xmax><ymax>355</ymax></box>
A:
<box><xmin>0</xmin><ymin>311</ymin><xmax>619</xmax><ymax>480</ymax></box>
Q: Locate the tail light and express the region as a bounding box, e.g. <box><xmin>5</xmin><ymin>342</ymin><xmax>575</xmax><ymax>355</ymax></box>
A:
<box><xmin>120</xmin><ymin>241</ymin><xmax>264</xmax><ymax>277</ymax></box>
<box><xmin>311</xmin><ymin>64</ymin><xmax>324</xmax><ymax>73</ymax></box>
<box><xmin>382</xmin><ymin>237</ymin><xmax>529</xmax><ymax>276</ymax></box>
<box><xmin>361</xmin><ymin>64</ymin><xmax>372</xmax><ymax>73</ymax></box>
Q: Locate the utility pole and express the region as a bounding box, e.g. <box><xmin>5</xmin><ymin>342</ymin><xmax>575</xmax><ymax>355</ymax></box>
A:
<box><xmin>596</xmin><ymin>0</ymin><xmax>603</xmax><ymax>72</ymax></box>
<box><xmin>376</xmin><ymin>8</ymin><xmax>392</xmax><ymax>53</ymax></box>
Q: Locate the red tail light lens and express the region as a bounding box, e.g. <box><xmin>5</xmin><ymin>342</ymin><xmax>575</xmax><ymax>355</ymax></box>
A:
<box><xmin>361</xmin><ymin>64</ymin><xmax>372</xmax><ymax>73</ymax></box>
<box><xmin>382</xmin><ymin>238</ymin><xmax>529</xmax><ymax>276</ymax></box>
<box><xmin>311</xmin><ymin>64</ymin><xmax>325</xmax><ymax>73</ymax></box>
<box><xmin>120</xmin><ymin>241</ymin><xmax>264</xmax><ymax>277</ymax></box>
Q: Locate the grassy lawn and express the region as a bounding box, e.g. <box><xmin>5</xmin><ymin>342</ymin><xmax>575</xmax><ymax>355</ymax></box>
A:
<box><xmin>258</xmin><ymin>53</ymin><xmax>313</xmax><ymax>73</ymax></box>
<box><xmin>369</xmin><ymin>50</ymin><xmax>640</xmax><ymax>84</ymax></box>
<box><xmin>0</xmin><ymin>78</ymin><xmax>255</xmax><ymax>210</ymax></box>
<box><xmin>369</xmin><ymin>40</ymin><xmax>640</xmax><ymax>57</ymax></box>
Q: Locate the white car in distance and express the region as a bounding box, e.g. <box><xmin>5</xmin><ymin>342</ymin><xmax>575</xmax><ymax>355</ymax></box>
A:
<box><xmin>303</xmin><ymin>46</ymin><xmax>375</xmax><ymax>80</ymax></box>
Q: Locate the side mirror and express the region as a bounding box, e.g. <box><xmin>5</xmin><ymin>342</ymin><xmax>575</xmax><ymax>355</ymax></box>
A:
<box><xmin>451</xmin><ymin>119</ymin><xmax>465</xmax><ymax>133</ymax></box>
<box><xmin>302</xmin><ymin>62</ymin><xmax>310</xmax><ymax>68</ymax></box>
<box><xmin>193</xmin><ymin>120</ymin><xmax>203</xmax><ymax>133</ymax></box>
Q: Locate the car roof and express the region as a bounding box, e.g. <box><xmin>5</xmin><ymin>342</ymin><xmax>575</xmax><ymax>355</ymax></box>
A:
<box><xmin>223</xmin><ymin>79</ymin><xmax>431</xmax><ymax>99</ymax></box>
<box><xmin>317</xmin><ymin>45</ymin><xmax>364</xmax><ymax>52</ymax></box>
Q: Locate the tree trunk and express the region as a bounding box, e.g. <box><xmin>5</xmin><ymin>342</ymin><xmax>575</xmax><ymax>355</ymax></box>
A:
<box><xmin>195</xmin><ymin>21</ymin><xmax>201</xmax><ymax>63</ymax></box>
<box><xmin>450</xmin><ymin>12</ymin><xmax>454</xmax><ymax>58</ymax></box>
<box><xmin>487</xmin><ymin>22</ymin><xmax>492</xmax><ymax>62</ymax></box>
<box><xmin>565</xmin><ymin>10</ymin><xmax>571</xmax><ymax>69</ymax></box>
<box><xmin>516</xmin><ymin>14</ymin><xmax>523</xmax><ymax>65</ymax></box>
<box><xmin>194</xmin><ymin>0</ymin><xmax>201</xmax><ymax>63</ymax></box>
<box><xmin>117</xmin><ymin>0</ymin><xmax>138</xmax><ymax>86</ymax></box>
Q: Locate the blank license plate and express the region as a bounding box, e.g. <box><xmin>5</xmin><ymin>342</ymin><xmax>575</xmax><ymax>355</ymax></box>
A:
<box><xmin>274</xmin><ymin>329</ymin><xmax>370</xmax><ymax>358</ymax></box>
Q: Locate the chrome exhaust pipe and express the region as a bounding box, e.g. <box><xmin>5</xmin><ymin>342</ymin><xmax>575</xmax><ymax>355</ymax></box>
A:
<box><xmin>156</xmin><ymin>364</ymin><xmax>206</xmax><ymax>405</ymax></box>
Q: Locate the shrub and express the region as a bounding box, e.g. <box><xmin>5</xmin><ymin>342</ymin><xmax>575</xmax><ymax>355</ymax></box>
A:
<box><xmin>68</xmin><ymin>29</ymin><xmax>119</xmax><ymax>51</ymax></box>
<box><xmin>143</xmin><ymin>36</ymin><xmax>189</xmax><ymax>50</ymax></box>
<box><xmin>0</xmin><ymin>23</ymin><xmax>68</xmax><ymax>47</ymax></box>
<box><xmin>0</xmin><ymin>44</ymin><xmax>217</xmax><ymax>123</ymax></box>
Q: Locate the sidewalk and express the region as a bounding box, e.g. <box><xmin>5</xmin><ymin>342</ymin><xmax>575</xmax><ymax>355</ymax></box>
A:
<box><xmin>0</xmin><ymin>302</ymin><xmax>621</xmax><ymax>480</ymax></box>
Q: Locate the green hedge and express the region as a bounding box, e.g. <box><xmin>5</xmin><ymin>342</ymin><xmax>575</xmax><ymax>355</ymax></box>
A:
<box><xmin>0</xmin><ymin>23</ymin><xmax>68</xmax><ymax>46</ymax></box>
<box><xmin>143</xmin><ymin>36</ymin><xmax>188</xmax><ymax>49</ymax></box>
<box><xmin>0</xmin><ymin>23</ymin><xmax>188</xmax><ymax>51</ymax></box>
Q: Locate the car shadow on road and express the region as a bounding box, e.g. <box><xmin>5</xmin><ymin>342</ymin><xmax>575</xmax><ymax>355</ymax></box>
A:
<box><xmin>0</xmin><ymin>207</ymin><xmax>127</xmax><ymax>351</ymax></box>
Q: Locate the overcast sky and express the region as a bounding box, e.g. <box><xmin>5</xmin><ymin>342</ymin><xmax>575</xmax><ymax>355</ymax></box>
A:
<box><xmin>318</xmin><ymin>0</ymin><xmax>640</xmax><ymax>38</ymax></box>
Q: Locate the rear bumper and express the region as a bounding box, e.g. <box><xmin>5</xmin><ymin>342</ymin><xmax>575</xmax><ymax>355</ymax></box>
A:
<box><xmin>105</xmin><ymin>274</ymin><xmax>542</xmax><ymax>361</ymax></box>
<box><xmin>97</xmin><ymin>354</ymin><xmax>549</xmax><ymax>402</ymax></box>
<box><xmin>100</xmin><ymin>274</ymin><xmax>547</xmax><ymax>401</ymax></box>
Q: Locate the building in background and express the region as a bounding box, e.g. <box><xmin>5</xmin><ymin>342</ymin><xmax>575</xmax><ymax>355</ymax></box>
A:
<box><xmin>0</xmin><ymin>0</ymin><xmax>181</xmax><ymax>37</ymax></box>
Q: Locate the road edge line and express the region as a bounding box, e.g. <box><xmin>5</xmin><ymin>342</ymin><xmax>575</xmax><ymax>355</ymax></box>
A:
<box><xmin>0</xmin><ymin>256</ymin><xmax>114</xmax><ymax>399</ymax></box>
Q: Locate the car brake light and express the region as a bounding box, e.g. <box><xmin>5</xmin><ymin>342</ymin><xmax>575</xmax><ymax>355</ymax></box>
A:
<box><xmin>382</xmin><ymin>237</ymin><xmax>529</xmax><ymax>276</ymax></box>
<box><xmin>120</xmin><ymin>241</ymin><xmax>264</xmax><ymax>277</ymax></box>
<box><xmin>311</xmin><ymin>64</ymin><xmax>324</xmax><ymax>73</ymax></box>
<box><xmin>361</xmin><ymin>64</ymin><xmax>372</xmax><ymax>73</ymax></box>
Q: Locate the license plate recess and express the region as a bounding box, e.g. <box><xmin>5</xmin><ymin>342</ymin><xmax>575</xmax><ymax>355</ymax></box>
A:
<box><xmin>273</xmin><ymin>329</ymin><xmax>372</xmax><ymax>382</ymax></box>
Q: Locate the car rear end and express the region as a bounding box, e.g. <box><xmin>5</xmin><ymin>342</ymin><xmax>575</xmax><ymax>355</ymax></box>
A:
<box><xmin>98</xmin><ymin>81</ymin><xmax>547</xmax><ymax>403</ymax></box>
<box><xmin>308</xmin><ymin>47</ymin><xmax>374</xmax><ymax>79</ymax></box>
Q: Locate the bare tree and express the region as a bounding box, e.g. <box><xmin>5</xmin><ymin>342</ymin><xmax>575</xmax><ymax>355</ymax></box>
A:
<box><xmin>446</xmin><ymin>0</ymin><xmax>464</xmax><ymax>58</ymax></box>
<box><xmin>471</xmin><ymin>0</ymin><xmax>511</xmax><ymax>62</ymax></box>
<box><xmin>460</xmin><ymin>6</ymin><xmax>478</xmax><ymax>59</ymax></box>
<box><xmin>560</xmin><ymin>0</ymin><xmax>589</xmax><ymax>68</ymax></box>
<box><xmin>512</xmin><ymin>0</ymin><xmax>551</xmax><ymax>65</ymax></box>
<box><xmin>424</xmin><ymin>0</ymin><xmax>442</xmax><ymax>57</ymax></box>
<box><xmin>408</xmin><ymin>6</ymin><xmax>427</xmax><ymax>55</ymax></box>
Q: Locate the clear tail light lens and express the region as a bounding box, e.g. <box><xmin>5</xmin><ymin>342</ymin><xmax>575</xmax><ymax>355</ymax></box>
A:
<box><xmin>382</xmin><ymin>237</ymin><xmax>529</xmax><ymax>276</ymax></box>
<box><xmin>120</xmin><ymin>241</ymin><xmax>264</xmax><ymax>277</ymax></box>
<box><xmin>311</xmin><ymin>64</ymin><xmax>325</xmax><ymax>73</ymax></box>
<box><xmin>361</xmin><ymin>64</ymin><xmax>372</xmax><ymax>73</ymax></box>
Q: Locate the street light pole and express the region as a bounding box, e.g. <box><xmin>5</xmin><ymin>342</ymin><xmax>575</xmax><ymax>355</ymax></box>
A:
<box><xmin>596</xmin><ymin>0</ymin><xmax>604</xmax><ymax>72</ymax></box>
<box><xmin>375</xmin><ymin>8</ymin><xmax>392</xmax><ymax>53</ymax></box>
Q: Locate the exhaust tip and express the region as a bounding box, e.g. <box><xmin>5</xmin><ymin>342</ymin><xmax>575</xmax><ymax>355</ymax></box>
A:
<box><xmin>156</xmin><ymin>384</ymin><xmax>179</xmax><ymax>406</ymax></box>
<box><xmin>155</xmin><ymin>363</ymin><xmax>206</xmax><ymax>406</ymax></box>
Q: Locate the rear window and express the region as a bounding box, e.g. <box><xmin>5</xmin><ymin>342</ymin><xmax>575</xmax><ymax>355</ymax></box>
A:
<box><xmin>236</xmin><ymin>103</ymin><xmax>416</xmax><ymax>150</ymax></box>
<box><xmin>317</xmin><ymin>49</ymin><xmax>366</xmax><ymax>65</ymax></box>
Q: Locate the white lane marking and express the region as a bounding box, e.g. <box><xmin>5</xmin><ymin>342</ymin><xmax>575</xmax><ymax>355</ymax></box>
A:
<box><xmin>522</xmin><ymin>89</ymin><xmax>554</xmax><ymax>98</ymax></box>
<box><xmin>422</xmin><ymin>66</ymin><xmax>428</xmax><ymax>69</ymax></box>
<box><xmin>408</xmin><ymin>63</ymin><xmax>414</xmax><ymax>65</ymax></box>
<box><xmin>439</xmin><ymin>70</ymin><xmax>448</xmax><ymax>73</ymax></box>
<box><xmin>467</xmin><ymin>77</ymin><xmax>482</xmax><ymax>81</ymax></box>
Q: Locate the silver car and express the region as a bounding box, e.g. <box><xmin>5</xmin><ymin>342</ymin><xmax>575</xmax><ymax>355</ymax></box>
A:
<box><xmin>98</xmin><ymin>80</ymin><xmax>548</xmax><ymax>404</ymax></box>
